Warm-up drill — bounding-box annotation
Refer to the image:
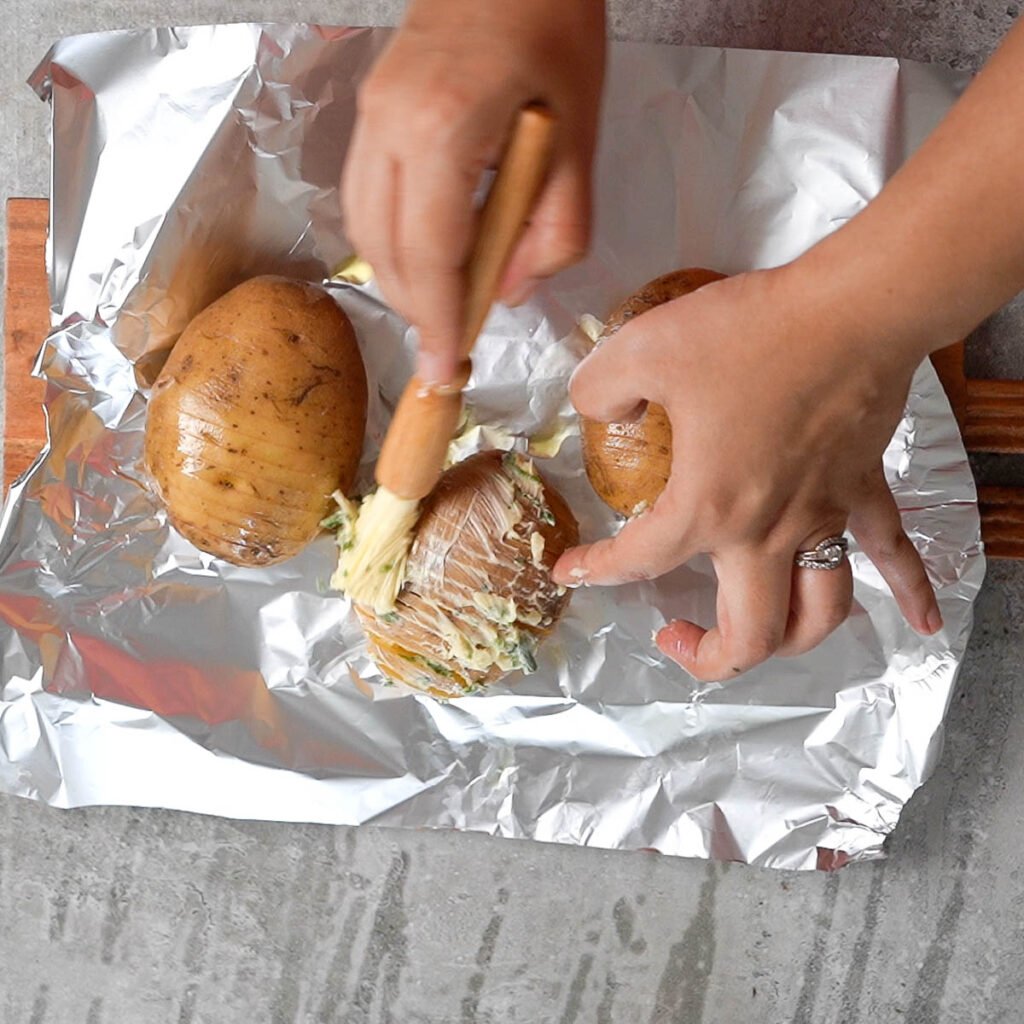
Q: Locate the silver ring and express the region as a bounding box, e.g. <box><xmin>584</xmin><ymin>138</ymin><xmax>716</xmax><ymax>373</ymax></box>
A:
<box><xmin>794</xmin><ymin>535</ymin><xmax>849</xmax><ymax>570</ymax></box>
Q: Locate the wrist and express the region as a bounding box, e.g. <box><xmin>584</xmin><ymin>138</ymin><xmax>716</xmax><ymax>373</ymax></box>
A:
<box><xmin>789</xmin><ymin>228</ymin><xmax>951</xmax><ymax>372</ymax></box>
<box><xmin>760</xmin><ymin>257</ymin><xmax>922</xmax><ymax>446</ymax></box>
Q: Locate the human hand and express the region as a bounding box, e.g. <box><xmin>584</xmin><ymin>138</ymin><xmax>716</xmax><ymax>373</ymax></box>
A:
<box><xmin>342</xmin><ymin>0</ymin><xmax>606</xmax><ymax>385</ymax></box>
<box><xmin>553</xmin><ymin>262</ymin><xmax>944</xmax><ymax>681</ymax></box>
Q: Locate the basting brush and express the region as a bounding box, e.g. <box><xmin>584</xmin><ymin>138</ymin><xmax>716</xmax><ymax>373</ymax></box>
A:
<box><xmin>336</xmin><ymin>104</ymin><xmax>557</xmax><ymax>612</ymax></box>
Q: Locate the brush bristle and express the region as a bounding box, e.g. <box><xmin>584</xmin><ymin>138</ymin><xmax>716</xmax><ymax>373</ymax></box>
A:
<box><xmin>332</xmin><ymin>487</ymin><xmax>421</xmax><ymax>613</ymax></box>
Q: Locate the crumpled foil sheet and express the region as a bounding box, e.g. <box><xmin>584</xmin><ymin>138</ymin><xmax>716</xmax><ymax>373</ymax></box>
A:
<box><xmin>0</xmin><ymin>25</ymin><xmax>983</xmax><ymax>869</ymax></box>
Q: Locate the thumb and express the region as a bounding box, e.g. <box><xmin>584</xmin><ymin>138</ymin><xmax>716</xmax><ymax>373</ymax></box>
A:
<box><xmin>568</xmin><ymin>326</ymin><xmax>653</xmax><ymax>423</ymax></box>
<box><xmin>552</xmin><ymin>490</ymin><xmax>694</xmax><ymax>587</ymax></box>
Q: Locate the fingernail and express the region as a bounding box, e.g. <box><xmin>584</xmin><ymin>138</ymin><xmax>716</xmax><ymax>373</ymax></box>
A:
<box><xmin>655</xmin><ymin>623</ymin><xmax>704</xmax><ymax>673</ymax></box>
<box><xmin>504</xmin><ymin>276</ymin><xmax>539</xmax><ymax>308</ymax></box>
<box><xmin>416</xmin><ymin>350</ymin><xmax>455</xmax><ymax>387</ymax></box>
<box><xmin>925</xmin><ymin>606</ymin><xmax>944</xmax><ymax>634</ymax></box>
<box><xmin>552</xmin><ymin>564</ymin><xmax>588</xmax><ymax>587</ymax></box>
<box><xmin>657</xmin><ymin>632</ymin><xmax>695</xmax><ymax>670</ymax></box>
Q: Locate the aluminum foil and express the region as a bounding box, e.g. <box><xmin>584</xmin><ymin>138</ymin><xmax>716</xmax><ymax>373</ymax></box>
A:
<box><xmin>0</xmin><ymin>25</ymin><xmax>983</xmax><ymax>869</ymax></box>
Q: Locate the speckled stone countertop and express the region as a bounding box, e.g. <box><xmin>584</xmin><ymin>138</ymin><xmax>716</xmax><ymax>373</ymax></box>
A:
<box><xmin>1</xmin><ymin>3</ymin><xmax>1022</xmax><ymax>1022</ymax></box>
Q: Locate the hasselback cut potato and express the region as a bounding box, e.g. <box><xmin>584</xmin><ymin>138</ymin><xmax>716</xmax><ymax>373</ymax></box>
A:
<box><xmin>145</xmin><ymin>276</ymin><xmax>368</xmax><ymax>566</ymax></box>
<box><xmin>354</xmin><ymin>451</ymin><xmax>579</xmax><ymax>697</ymax></box>
<box><xmin>581</xmin><ymin>268</ymin><xmax>726</xmax><ymax>517</ymax></box>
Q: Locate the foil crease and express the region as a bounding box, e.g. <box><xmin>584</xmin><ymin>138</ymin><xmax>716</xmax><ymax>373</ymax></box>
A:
<box><xmin>0</xmin><ymin>25</ymin><xmax>982</xmax><ymax>869</ymax></box>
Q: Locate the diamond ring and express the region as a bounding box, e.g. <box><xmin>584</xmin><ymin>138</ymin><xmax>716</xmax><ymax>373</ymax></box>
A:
<box><xmin>794</xmin><ymin>535</ymin><xmax>849</xmax><ymax>571</ymax></box>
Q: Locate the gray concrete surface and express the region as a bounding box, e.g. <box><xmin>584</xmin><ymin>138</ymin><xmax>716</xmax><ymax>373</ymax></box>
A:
<box><xmin>2</xmin><ymin>2</ymin><xmax>1024</xmax><ymax>1022</ymax></box>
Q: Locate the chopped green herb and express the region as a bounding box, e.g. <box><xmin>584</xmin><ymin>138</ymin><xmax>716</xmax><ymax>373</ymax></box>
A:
<box><xmin>503</xmin><ymin>451</ymin><xmax>542</xmax><ymax>484</ymax></box>
<box><xmin>502</xmin><ymin>633</ymin><xmax>538</xmax><ymax>673</ymax></box>
<box><xmin>320</xmin><ymin>509</ymin><xmax>348</xmax><ymax>531</ymax></box>
<box><xmin>397</xmin><ymin>650</ymin><xmax>454</xmax><ymax>679</ymax></box>
<box><xmin>423</xmin><ymin>658</ymin><xmax>454</xmax><ymax>678</ymax></box>
<box><xmin>518</xmin><ymin>643</ymin><xmax>538</xmax><ymax>674</ymax></box>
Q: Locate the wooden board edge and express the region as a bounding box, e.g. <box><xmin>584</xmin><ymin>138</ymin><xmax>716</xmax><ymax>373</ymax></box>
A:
<box><xmin>4</xmin><ymin>197</ymin><xmax>51</xmax><ymax>490</ymax></box>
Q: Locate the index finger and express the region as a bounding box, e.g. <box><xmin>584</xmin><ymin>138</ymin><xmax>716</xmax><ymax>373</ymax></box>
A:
<box><xmin>656</xmin><ymin>548</ymin><xmax>792</xmax><ymax>681</ymax></box>
<box><xmin>397</xmin><ymin>102</ymin><xmax>527</xmax><ymax>382</ymax></box>
<box><xmin>395</xmin><ymin>157</ymin><xmax>480</xmax><ymax>382</ymax></box>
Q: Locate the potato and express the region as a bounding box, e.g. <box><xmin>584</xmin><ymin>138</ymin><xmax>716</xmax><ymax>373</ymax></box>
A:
<box><xmin>145</xmin><ymin>275</ymin><xmax>368</xmax><ymax>566</ymax></box>
<box><xmin>355</xmin><ymin>451</ymin><xmax>579</xmax><ymax>697</ymax></box>
<box><xmin>581</xmin><ymin>268</ymin><xmax>726</xmax><ymax>516</ymax></box>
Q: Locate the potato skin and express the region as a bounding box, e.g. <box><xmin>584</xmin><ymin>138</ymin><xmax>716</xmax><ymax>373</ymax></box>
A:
<box><xmin>580</xmin><ymin>268</ymin><xmax>726</xmax><ymax>516</ymax></box>
<box><xmin>357</xmin><ymin>451</ymin><xmax>579</xmax><ymax>697</ymax></box>
<box><xmin>145</xmin><ymin>276</ymin><xmax>368</xmax><ymax>565</ymax></box>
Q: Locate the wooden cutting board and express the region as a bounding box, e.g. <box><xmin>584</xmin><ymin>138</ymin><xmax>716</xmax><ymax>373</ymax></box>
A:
<box><xmin>5</xmin><ymin>197</ymin><xmax>1024</xmax><ymax>556</ymax></box>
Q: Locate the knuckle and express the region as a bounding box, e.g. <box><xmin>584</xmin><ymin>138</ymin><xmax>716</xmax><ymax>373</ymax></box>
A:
<box><xmin>579</xmin><ymin>535</ymin><xmax>664</xmax><ymax>586</ymax></box>
<box><xmin>619</xmin><ymin>560</ymin><xmax>660</xmax><ymax>584</ymax></box>
<box><xmin>617</xmin><ymin>330</ymin><xmax>653</xmax><ymax>371</ymax></box>
<box><xmin>690</xmin><ymin>664</ymin><xmax>722</xmax><ymax>683</ymax></box>
<box><xmin>784</xmin><ymin>577</ymin><xmax>854</xmax><ymax>657</ymax></box>
<box><xmin>591</xmin><ymin>550</ymin><xmax>640</xmax><ymax>585</ymax></box>
<box><xmin>541</xmin><ymin>243</ymin><xmax>587</xmax><ymax>277</ymax></box>
<box><xmin>356</xmin><ymin>73</ymin><xmax>394</xmax><ymax>118</ymax></box>
<box><xmin>535</xmin><ymin>220</ymin><xmax>590</xmax><ymax>273</ymax></box>
<box><xmin>740</xmin><ymin>628</ymin><xmax>784</xmax><ymax>666</ymax></box>
<box><xmin>786</xmin><ymin>609</ymin><xmax>846</xmax><ymax>659</ymax></box>
<box><xmin>357</xmin><ymin>71</ymin><xmax>478</xmax><ymax>146</ymax></box>
<box><xmin>552</xmin><ymin>235</ymin><xmax>589</xmax><ymax>270</ymax></box>
<box><xmin>873</xmin><ymin>527</ymin><xmax>910</xmax><ymax>564</ymax></box>
<box><xmin>820</xmin><ymin>596</ymin><xmax>852</xmax><ymax>635</ymax></box>
<box><xmin>617</xmin><ymin>324</ymin><xmax>649</xmax><ymax>360</ymax></box>
<box><xmin>412</xmin><ymin>83</ymin><xmax>478</xmax><ymax>140</ymax></box>
<box><xmin>706</xmin><ymin>489</ymin><xmax>743</xmax><ymax>534</ymax></box>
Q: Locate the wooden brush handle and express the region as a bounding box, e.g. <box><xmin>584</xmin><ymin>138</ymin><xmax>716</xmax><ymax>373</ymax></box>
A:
<box><xmin>458</xmin><ymin>104</ymin><xmax>558</xmax><ymax>358</ymax></box>
<box><xmin>377</xmin><ymin>366</ymin><xmax>472</xmax><ymax>499</ymax></box>
<box><xmin>377</xmin><ymin>104</ymin><xmax>557</xmax><ymax>500</ymax></box>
